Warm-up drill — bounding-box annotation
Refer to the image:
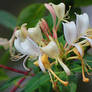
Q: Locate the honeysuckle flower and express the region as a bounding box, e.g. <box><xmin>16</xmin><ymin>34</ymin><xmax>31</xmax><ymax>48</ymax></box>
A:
<box><xmin>14</xmin><ymin>28</ymin><xmax>46</xmax><ymax>72</ymax></box>
<box><xmin>41</xmin><ymin>40</ymin><xmax>71</xmax><ymax>76</ymax></box>
<box><xmin>49</xmin><ymin>3</ymin><xmax>65</xmax><ymax>20</ymax></box>
<box><xmin>14</xmin><ymin>29</ymin><xmax>69</xmax><ymax>86</ymax></box>
<box><xmin>63</xmin><ymin>13</ymin><xmax>92</xmax><ymax>82</ymax></box>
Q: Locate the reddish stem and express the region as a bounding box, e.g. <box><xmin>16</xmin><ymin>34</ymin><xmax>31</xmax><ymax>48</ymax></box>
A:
<box><xmin>64</xmin><ymin>42</ymin><xmax>68</xmax><ymax>49</ymax></box>
<box><xmin>0</xmin><ymin>64</ymin><xmax>29</xmax><ymax>75</ymax></box>
<box><xmin>10</xmin><ymin>77</ymin><xmax>25</xmax><ymax>92</ymax></box>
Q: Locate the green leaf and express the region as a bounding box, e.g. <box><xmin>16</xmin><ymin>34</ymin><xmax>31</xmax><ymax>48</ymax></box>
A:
<box><xmin>74</xmin><ymin>0</ymin><xmax>92</xmax><ymax>7</ymax></box>
<box><xmin>0</xmin><ymin>10</ymin><xmax>16</xmax><ymax>29</ymax></box>
<box><xmin>0</xmin><ymin>75</ymin><xmax>23</xmax><ymax>91</ymax></box>
<box><xmin>39</xmin><ymin>81</ymin><xmax>52</xmax><ymax>92</ymax></box>
<box><xmin>0</xmin><ymin>70</ymin><xmax>8</xmax><ymax>81</ymax></box>
<box><xmin>17</xmin><ymin>3</ymin><xmax>46</xmax><ymax>27</ymax></box>
<box><xmin>0</xmin><ymin>51</ymin><xmax>10</xmax><ymax>65</ymax></box>
<box><xmin>23</xmin><ymin>72</ymin><xmax>50</xmax><ymax>92</ymax></box>
<box><xmin>0</xmin><ymin>51</ymin><xmax>10</xmax><ymax>80</ymax></box>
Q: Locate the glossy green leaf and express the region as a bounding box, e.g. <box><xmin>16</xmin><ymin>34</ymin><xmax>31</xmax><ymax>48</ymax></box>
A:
<box><xmin>0</xmin><ymin>10</ymin><xmax>16</xmax><ymax>29</ymax></box>
<box><xmin>17</xmin><ymin>3</ymin><xmax>46</xmax><ymax>27</ymax></box>
<box><xmin>23</xmin><ymin>72</ymin><xmax>50</xmax><ymax>92</ymax></box>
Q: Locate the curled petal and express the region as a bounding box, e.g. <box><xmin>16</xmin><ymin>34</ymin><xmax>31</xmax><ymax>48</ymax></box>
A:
<box><xmin>23</xmin><ymin>56</ymin><xmax>30</xmax><ymax>71</ymax></box>
<box><xmin>73</xmin><ymin>43</ymin><xmax>84</xmax><ymax>57</ymax></box>
<box><xmin>14</xmin><ymin>38</ymin><xmax>26</xmax><ymax>55</ymax></box>
<box><xmin>63</xmin><ymin>22</ymin><xmax>77</xmax><ymax>45</ymax></box>
<box><xmin>58</xmin><ymin>58</ymin><xmax>71</xmax><ymax>76</ymax></box>
<box><xmin>82</xmin><ymin>36</ymin><xmax>92</xmax><ymax>47</ymax></box>
<box><xmin>50</xmin><ymin>3</ymin><xmax>65</xmax><ymax>19</ymax></box>
<box><xmin>41</xmin><ymin>41</ymin><xmax>59</xmax><ymax>58</ymax></box>
<box><xmin>38</xmin><ymin>55</ymin><xmax>46</xmax><ymax>72</ymax></box>
<box><xmin>76</xmin><ymin>13</ymin><xmax>89</xmax><ymax>37</ymax></box>
<box><xmin>45</xmin><ymin>3</ymin><xmax>56</xmax><ymax>26</ymax></box>
<box><xmin>21</xmin><ymin>37</ymin><xmax>41</xmax><ymax>57</ymax></box>
<box><xmin>28</xmin><ymin>23</ymin><xmax>43</xmax><ymax>43</ymax></box>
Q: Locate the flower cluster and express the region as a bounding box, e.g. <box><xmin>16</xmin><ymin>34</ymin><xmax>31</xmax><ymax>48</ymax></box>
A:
<box><xmin>0</xmin><ymin>2</ymin><xmax>92</xmax><ymax>87</ymax></box>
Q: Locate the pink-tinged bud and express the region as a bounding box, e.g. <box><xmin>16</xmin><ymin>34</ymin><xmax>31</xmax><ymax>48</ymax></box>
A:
<box><xmin>45</xmin><ymin>3</ymin><xmax>56</xmax><ymax>26</ymax></box>
<box><xmin>41</xmin><ymin>18</ymin><xmax>52</xmax><ymax>37</ymax></box>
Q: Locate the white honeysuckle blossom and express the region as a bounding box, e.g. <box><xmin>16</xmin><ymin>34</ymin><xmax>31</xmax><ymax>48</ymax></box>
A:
<box><xmin>41</xmin><ymin>40</ymin><xmax>71</xmax><ymax>75</ymax></box>
<box><xmin>63</xmin><ymin>13</ymin><xmax>92</xmax><ymax>57</ymax></box>
<box><xmin>14</xmin><ymin>29</ymin><xmax>46</xmax><ymax>72</ymax></box>
<box><xmin>28</xmin><ymin>23</ymin><xmax>43</xmax><ymax>44</ymax></box>
<box><xmin>50</xmin><ymin>3</ymin><xmax>65</xmax><ymax>19</ymax></box>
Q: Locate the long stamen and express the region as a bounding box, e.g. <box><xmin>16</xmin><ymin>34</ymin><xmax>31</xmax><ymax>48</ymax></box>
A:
<box><xmin>23</xmin><ymin>56</ymin><xmax>30</xmax><ymax>71</ymax></box>
<box><xmin>48</xmin><ymin>68</ymin><xmax>68</xmax><ymax>86</ymax></box>
<box><xmin>58</xmin><ymin>58</ymin><xmax>71</xmax><ymax>76</ymax></box>
<box><xmin>80</xmin><ymin>56</ymin><xmax>89</xmax><ymax>82</ymax></box>
<box><xmin>66</xmin><ymin>56</ymin><xmax>79</xmax><ymax>61</ymax></box>
<box><xmin>82</xmin><ymin>42</ymin><xmax>89</xmax><ymax>47</ymax></box>
<box><xmin>48</xmin><ymin>71</ymin><xmax>54</xmax><ymax>86</ymax></box>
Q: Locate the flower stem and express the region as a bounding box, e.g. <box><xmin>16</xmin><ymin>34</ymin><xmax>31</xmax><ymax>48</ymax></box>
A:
<box><xmin>0</xmin><ymin>64</ymin><xmax>29</xmax><ymax>75</ymax></box>
<box><xmin>10</xmin><ymin>77</ymin><xmax>25</xmax><ymax>92</ymax></box>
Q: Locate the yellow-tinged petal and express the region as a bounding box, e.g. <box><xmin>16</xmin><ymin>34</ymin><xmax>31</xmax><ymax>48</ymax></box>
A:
<box><xmin>73</xmin><ymin>43</ymin><xmax>84</xmax><ymax>57</ymax></box>
<box><xmin>28</xmin><ymin>22</ymin><xmax>43</xmax><ymax>44</ymax></box>
<box><xmin>41</xmin><ymin>41</ymin><xmax>60</xmax><ymax>58</ymax></box>
<box><xmin>76</xmin><ymin>13</ymin><xmax>89</xmax><ymax>37</ymax></box>
<box><xmin>50</xmin><ymin>3</ymin><xmax>65</xmax><ymax>19</ymax></box>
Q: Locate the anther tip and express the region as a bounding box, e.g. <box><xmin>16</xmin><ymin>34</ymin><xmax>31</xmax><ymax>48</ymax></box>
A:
<box><xmin>64</xmin><ymin>81</ymin><xmax>69</xmax><ymax>86</ymax></box>
<box><xmin>83</xmin><ymin>78</ymin><xmax>90</xmax><ymax>83</ymax></box>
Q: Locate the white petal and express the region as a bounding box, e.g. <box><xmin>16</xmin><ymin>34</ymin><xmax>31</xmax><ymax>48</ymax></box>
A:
<box><xmin>76</xmin><ymin>13</ymin><xmax>89</xmax><ymax>37</ymax></box>
<box><xmin>82</xmin><ymin>36</ymin><xmax>92</xmax><ymax>47</ymax></box>
<box><xmin>41</xmin><ymin>41</ymin><xmax>59</xmax><ymax>58</ymax></box>
<box><xmin>38</xmin><ymin>55</ymin><xmax>46</xmax><ymax>72</ymax></box>
<box><xmin>14</xmin><ymin>38</ymin><xmax>26</xmax><ymax>54</ymax></box>
<box><xmin>63</xmin><ymin>21</ymin><xmax>77</xmax><ymax>45</ymax></box>
<box><xmin>50</xmin><ymin>3</ymin><xmax>65</xmax><ymax>19</ymax></box>
<box><xmin>73</xmin><ymin>43</ymin><xmax>84</xmax><ymax>57</ymax></box>
<box><xmin>21</xmin><ymin>37</ymin><xmax>41</xmax><ymax>57</ymax></box>
<box><xmin>58</xmin><ymin>58</ymin><xmax>71</xmax><ymax>76</ymax></box>
<box><xmin>28</xmin><ymin>23</ymin><xmax>43</xmax><ymax>43</ymax></box>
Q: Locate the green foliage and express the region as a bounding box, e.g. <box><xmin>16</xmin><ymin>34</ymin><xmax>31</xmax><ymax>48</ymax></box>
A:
<box><xmin>0</xmin><ymin>51</ymin><xmax>10</xmax><ymax>81</ymax></box>
<box><xmin>74</xmin><ymin>0</ymin><xmax>92</xmax><ymax>7</ymax></box>
<box><xmin>0</xmin><ymin>10</ymin><xmax>16</xmax><ymax>29</ymax></box>
<box><xmin>17</xmin><ymin>4</ymin><xmax>46</xmax><ymax>27</ymax></box>
<box><xmin>0</xmin><ymin>51</ymin><xmax>10</xmax><ymax>65</ymax></box>
<box><xmin>0</xmin><ymin>70</ymin><xmax>8</xmax><ymax>81</ymax></box>
<box><xmin>0</xmin><ymin>75</ymin><xmax>23</xmax><ymax>91</ymax></box>
<box><xmin>23</xmin><ymin>72</ymin><xmax>50</xmax><ymax>92</ymax></box>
